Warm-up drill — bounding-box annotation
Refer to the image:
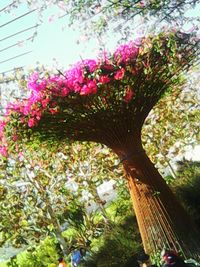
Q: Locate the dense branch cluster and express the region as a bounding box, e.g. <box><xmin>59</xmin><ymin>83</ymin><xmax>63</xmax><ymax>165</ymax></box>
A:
<box><xmin>0</xmin><ymin>30</ymin><xmax>199</xmax><ymax>156</ymax></box>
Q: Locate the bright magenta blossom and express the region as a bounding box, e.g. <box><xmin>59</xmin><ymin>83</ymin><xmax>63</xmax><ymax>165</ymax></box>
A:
<box><xmin>99</xmin><ymin>75</ymin><xmax>110</xmax><ymax>84</ymax></box>
<box><xmin>28</xmin><ymin>118</ymin><xmax>37</xmax><ymax>128</ymax></box>
<box><xmin>124</xmin><ymin>87</ymin><xmax>135</xmax><ymax>102</ymax></box>
<box><xmin>114</xmin><ymin>68</ymin><xmax>125</xmax><ymax>80</ymax></box>
<box><xmin>114</xmin><ymin>41</ymin><xmax>139</xmax><ymax>64</ymax></box>
<box><xmin>0</xmin><ymin>121</ymin><xmax>6</xmax><ymax>136</ymax></box>
<box><xmin>0</xmin><ymin>145</ymin><xmax>7</xmax><ymax>157</ymax></box>
<box><xmin>0</xmin><ymin>39</ymin><xmax>139</xmax><ymax>155</ymax></box>
<box><xmin>1</xmin><ymin>31</ymin><xmax>194</xmax><ymax>157</ymax></box>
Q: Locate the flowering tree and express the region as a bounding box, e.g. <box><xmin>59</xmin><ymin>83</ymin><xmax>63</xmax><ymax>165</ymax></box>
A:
<box><xmin>1</xmin><ymin>30</ymin><xmax>200</xmax><ymax>258</ymax></box>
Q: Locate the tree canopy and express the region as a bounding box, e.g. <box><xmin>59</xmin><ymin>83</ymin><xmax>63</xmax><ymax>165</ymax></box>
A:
<box><xmin>0</xmin><ymin>30</ymin><xmax>199</xmax><ymax>156</ymax></box>
<box><xmin>0</xmin><ymin>29</ymin><xmax>200</xmax><ymax>257</ymax></box>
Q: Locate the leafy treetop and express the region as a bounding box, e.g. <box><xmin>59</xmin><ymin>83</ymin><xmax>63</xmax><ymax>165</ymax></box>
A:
<box><xmin>0</xmin><ymin>30</ymin><xmax>199</xmax><ymax>157</ymax></box>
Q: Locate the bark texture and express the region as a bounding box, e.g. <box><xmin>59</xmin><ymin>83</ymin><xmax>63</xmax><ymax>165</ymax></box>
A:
<box><xmin>111</xmin><ymin>132</ymin><xmax>200</xmax><ymax>259</ymax></box>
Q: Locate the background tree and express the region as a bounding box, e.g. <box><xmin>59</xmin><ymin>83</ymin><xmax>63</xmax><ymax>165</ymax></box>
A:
<box><xmin>0</xmin><ymin>151</ymin><xmax>73</xmax><ymax>255</ymax></box>
<box><xmin>171</xmin><ymin>160</ymin><xmax>200</xmax><ymax>228</ymax></box>
<box><xmin>142</xmin><ymin>74</ymin><xmax>200</xmax><ymax>175</ymax></box>
<box><xmin>4</xmin><ymin>184</ymin><xmax>142</xmax><ymax>267</ymax></box>
<box><xmin>56</xmin><ymin>0</ymin><xmax>200</xmax><ymax>41</ymax></box>
<box><xmin>4</xmin><ymin>0</ymin><xmax>200</xmax><ymax>40</ymax></box>
<box><xmin>0</xmin><ymin>140</ymin><xmax>124</xmax><ymax>257</ymax></box>
<box><xmin>1</xmin><ymin>31</ymin><xmax>200</xmax><ymax>257</ymax></box>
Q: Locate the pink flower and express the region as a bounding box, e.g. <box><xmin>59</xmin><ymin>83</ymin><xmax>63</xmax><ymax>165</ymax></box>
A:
<box><xmin>61</xmin><ymin>87</ymin><xmax>69</xmax><ymax>97</ymax></box>
<box><xmin>0</xmin><ymin>121</ymin><xmax>6</xmax><ymax>140</ymax></box>
<box><xmin>29</xmin><ymin>91</ymin><xmax>43</xmax><ymax>106</ymax></box>
<box><xmin>18</xmin><ymin>151</ymin><xmax>24</xmax><ymax>157</ymax></box>
<box><xmin>28</xmin><ymin>72</ymin><xmax>39</xmax><ymax>91</ymax></box>
<box><xmin>81</xmin><ymin>59</ymin><xmax>97</xmax><ymax>72</ymax></box>
<box><xmin>0</xmin><ymin>145</ymin><xmax>8</xmax><ymax>157</ymax></box>
<box><xmin>114</xmin><ymin>68</ymin><xmax>125</xmax><ymax>80</ymax></box>
<box><xmin>124</xmin><ymin>88</ymin><xmax>135</xmax><ymax>102</ymax></box>
<box><xmin>12</xmin><ymin>135</ymin><xmax>18</xmax><ymax>141</ymax></box>
<box><xmin>41</xmin><ymin>98</ymin><xmax>50</xmax><ymax>108</ymax></box>
<box><xmin>114</xmin><ymin>41</ymin><xmax>139</xmax><ymax>64</ymax></box>
<box><xmin>49</xmin><ymin>108</ymin><xmax>59</xmax><ymax>114</ymax></box>
<box><xmin>65</xmin><ymin>66</ymin><xmax>84</xmax><ymax>91</ymax></box>
<box><xmin>99</xmin><ymin>75</ymin><xmax>110</xmax><ymax>84</ymax></box>
<box><xmin>28</xmin><ymin>118</ymin><xmax>36</xmax><ymax>128</ymax></box>
<box><xmin>0</xmin><ymin>121</ymin><xmax>6</xmax><ymax>131</ymax></box>
<box><xmin>139</xmin><ymin>0</ymin><xmax>146</xmax><ymax>7</ymax></box>
<box><xmin>18</xmin><ymin>151</ymin><xmax>24</xmax><ymax>161</ymax></box>
<box><xmin>73</xmin><ymin>83</ymin><xmax>82</xmax><ymax>93</ymax></box>
<box><xmin>20</xmin><ymin>105</ymin><xmax>31</xmax><ymax>115</ymax></box>
<box><xmin>5</xmin><ymin>104</ymin><xmax>13</xmax><ymax>115</ymax></box>
<box><xmin>33</xmin><ymin>110</ymin><xmax>42</xmax><ymax>121</ymax></box>
<box><xmin>80</xmin><ymin>80</ymin><xmax>97</xmax><ymax>95</ymax></box>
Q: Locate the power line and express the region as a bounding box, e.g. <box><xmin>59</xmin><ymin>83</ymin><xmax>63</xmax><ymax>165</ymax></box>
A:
<box><xmin>0</xmin><ymin>36</ymin><xmax>33</xmax><ymax>53</ymax></box>
<box><xmin>0</xmin><ymin>24</ymin><xmax>40</xmax><ymax>42</ymax></box>
<box><xmin>0</xmin><ymin>1</ymin><xmax>16</xmax><ymax>13</ymax></box>
<box><xmin>0</xmin><ymin>51</ymin><xmax>32</xmax><ymax>65</ymax></box>
<box><xmin>0</xmin><ymin>9</ymin><xmax>37</xmax><ymax>29</ymax></box>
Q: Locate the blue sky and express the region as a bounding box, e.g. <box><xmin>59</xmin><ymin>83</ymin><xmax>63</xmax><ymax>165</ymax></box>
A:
<box><xmin>0</xmin><ymin>1</ymin><xmax>104</xmax><ymax>74</ymax></box>
<box><xmin>1</xmin><ymin>1</ymin><xmax>199</xmax><ymax>75</ymax></box>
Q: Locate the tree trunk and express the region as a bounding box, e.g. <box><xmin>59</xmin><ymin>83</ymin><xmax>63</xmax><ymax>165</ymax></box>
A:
<box><xmin>111</xmin><ymin>132</ymin><xmax>200</xmax><ymax>259</ymax></box>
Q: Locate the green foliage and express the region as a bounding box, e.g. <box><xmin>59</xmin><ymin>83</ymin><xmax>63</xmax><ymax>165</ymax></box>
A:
<box><xmin>11</xmin><ymin>237</ymin><xmax>61</xmax><ymax>267</ymax></box>
<box><xmin>82</xmin><ymin>213</ymin><xmax>142</xmax><ymax>267</ymax></box>
<box><xmin>143</xmin><ymin>79</ymin><xmax>200</xmax><ymax>171</ymax></box>
<box><xmin>62</xmin><ymin>207</ymin><xmax>106</xmax><ymax>248</ymax></box>
<box><xmin>172</xmin><ymin>160</ymin><xmax>200</xmax><ymax>228</ymax></box>
<box><xmin>2</xmin><ymin>181</ymin><xmax>141</xmax><ymax>267</ymax></box>
<box><xmin>78</xmin><ymin>189</ymin><xmax>142</xmax><ymax>267</ymax></box>
<box><xmin>0</xmin><ymin>140</ymin><xmax>122</xmax><ymax>249</ymax></box>
<box><xmin>2</xmin><ymin>31</ymin><xmax>198</xmax><ymax>157</ymax></box>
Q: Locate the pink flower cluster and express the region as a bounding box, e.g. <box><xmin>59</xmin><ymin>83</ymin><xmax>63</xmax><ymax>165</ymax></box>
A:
<box><xmin>0</xmin><ymin>40</ymin><xmax>140</xmax><ymax>156</ymax></box>
<box><xmin>0</xmin><ymin>120</ymin><xmax>8</xmax><ymax>157</ymax></box>
<box><xmin>114</xmin><ymin>41</ymin><xmax>139</xmax><ymax>64</ymax></box>
<box><xmin>65</xmin><ymin>59</ymin><xmax>98</xmax><ymax>95</ymax></box>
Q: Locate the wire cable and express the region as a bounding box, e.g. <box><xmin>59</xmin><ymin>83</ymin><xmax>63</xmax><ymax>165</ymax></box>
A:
<box><xmin>0</xmin><ymin>51</ymin><xmax>32</xmax><ymax>65</ymax></box>
<box><xmin>0</xmin><ymin>24</ymin><xmax>40</xmax><ymax>42</ymax></box>
<box><xmin>0</xmin><ymin>36</ymin><xmax>33</xmax><ymax>53</ymax></box>
<box><xmin>0</xmin><ymin>9</ymin><xmax>37</xmax><ymax>29</ymax></box>
<box><xmin>0</xmin><ymin>1</ymin><xmax>16</xmax><ymax>13</ymax></box>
